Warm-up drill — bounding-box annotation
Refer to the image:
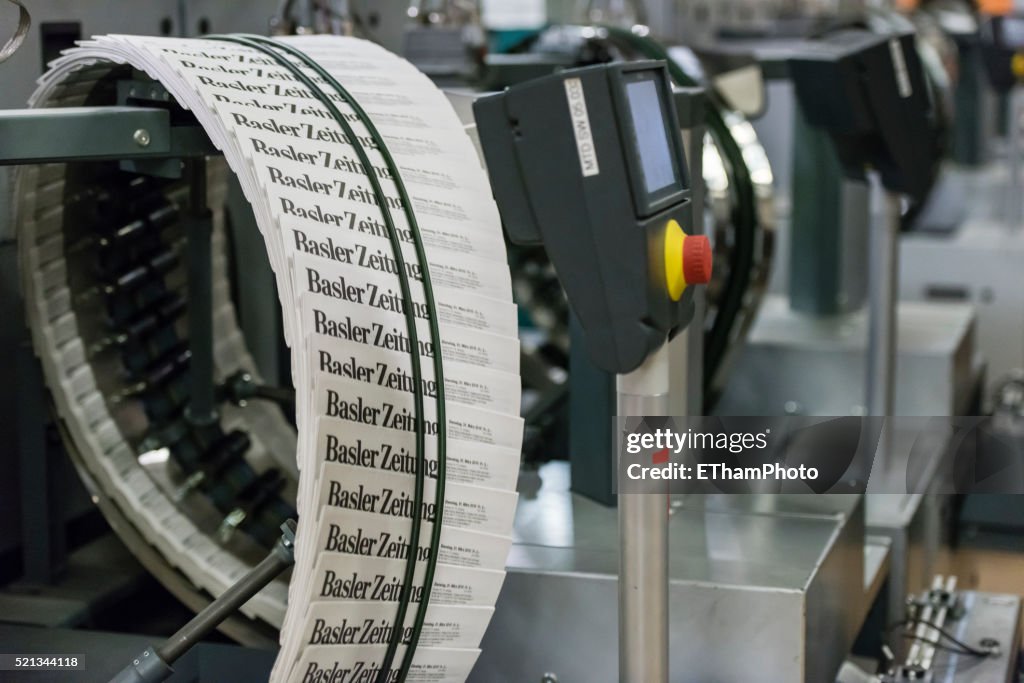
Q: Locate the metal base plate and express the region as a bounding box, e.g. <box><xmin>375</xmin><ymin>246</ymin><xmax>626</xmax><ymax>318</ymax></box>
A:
<box><xmin>473</xmin><ymin>463</ymin><xmax>885</xmax><ymax>683</ymax></box>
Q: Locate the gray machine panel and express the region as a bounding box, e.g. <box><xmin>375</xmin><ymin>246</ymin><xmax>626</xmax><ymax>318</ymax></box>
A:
<box><xmin>473</xmin><ymin>463</ymin><xmax>883</xmax><ymax>683</ymax></box>
<box><xmin>931</xmin><ymin>591</ymin><xmax>1021</xmax><ymax>682</ymax></box>
<box><xmin>716</xmin><ymin>295</ymin><xmax>979</xmax><ymax>417</ymax></box>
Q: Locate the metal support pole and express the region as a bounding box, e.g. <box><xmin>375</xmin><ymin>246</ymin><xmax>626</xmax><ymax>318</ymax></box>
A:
<box><xmin>678</xmin><ymin>117</ymin><xmax>704</xmax><ymax>416</ymax></box>
<box><xmin>1008</xmin><ymin>89</ymin><xmax>1023</xmax><ymax>227</ymax></box>
<box><xmin>866</xmin><ymin>189</ymin><xmax>900</xmax><ymax>470</ymax></box>
<box><xmin>110</xmin><ymin>521</ymin><xmax>296</xmax><ymax>683</ymax></box>
<box><xmin>183</xmin><ymin>157</ymin><xmax>217</xmax><ymax>428</ymax></box>
<box><xmin>616</xmin><ymin>343</ymin><xmax>670</xmax><ymax>683</ymax></box>
<box><xmin>176</xmin><ymin>0</ymin><xmax>188</xmax><ymax>37</ymax></box>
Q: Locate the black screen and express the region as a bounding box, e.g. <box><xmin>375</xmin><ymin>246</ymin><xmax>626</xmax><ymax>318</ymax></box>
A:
<box><xmin>1004</xmin><ymin>18</ymin><xmax>1024</xmax><ymax>49</ymax></box>
<box><xmin>624</xmin><ymin>76</ymin><xmax>679</xmax><ymax>197</ymax></box>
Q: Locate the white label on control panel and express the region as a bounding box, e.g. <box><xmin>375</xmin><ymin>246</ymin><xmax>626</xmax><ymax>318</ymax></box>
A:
<box><xmin>889</xmin><ymin>38</ymin><xmax>912</xmax><ymax>98</ymax></box>
<box><xmin>564</xmin><ymin>76</ymin><xmax>600</xmax><ymax>177</ymax></box>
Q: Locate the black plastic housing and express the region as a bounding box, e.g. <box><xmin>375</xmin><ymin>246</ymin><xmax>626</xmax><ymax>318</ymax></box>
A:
<box><xmin>474</xmin><ymin>61</ymin><xmax>695</xmax><ymax>374</ymax></box>
<box><xmin>787</xmin><ymin>29</ymin><xmax>938</xmax><ymax>201</ymax></box>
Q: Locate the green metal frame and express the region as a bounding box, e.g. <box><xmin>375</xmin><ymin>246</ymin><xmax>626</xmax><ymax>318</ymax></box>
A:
<box><xmin>0</xmin><ymin>106</ymin><xmax>217</xmax><ymax>166</ymax></box>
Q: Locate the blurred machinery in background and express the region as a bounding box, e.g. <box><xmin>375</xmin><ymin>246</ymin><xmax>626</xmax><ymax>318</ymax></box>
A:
<box><xmin>470</xmin><ymin>1</ymin><xmax>1022</xmax><ymax>680</ymax></box>
<box><xmin>470</xmin><ymin>11</ymin><xmax>958</xmax><ymax>682</ymax></box>
<box><xmin>901</xmin><ymin>6</ymin><xmax>1024</xmax><ymax>410</ymax></box>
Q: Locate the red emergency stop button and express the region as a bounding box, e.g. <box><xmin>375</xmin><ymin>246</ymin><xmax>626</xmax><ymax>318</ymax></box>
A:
<box><xmin>683</xmin><ymin>233</ymin><xmax>712</xmax><ymax>286</ymax></box>
<box><xmin>664</xmin><ymin>219</ymin><xmax>713</xmax><ymax>301</ymax></box>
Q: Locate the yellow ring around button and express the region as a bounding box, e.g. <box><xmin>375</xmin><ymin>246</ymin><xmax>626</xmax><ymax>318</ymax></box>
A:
<box><xmin>1013</xmin><ymin>53</ymin><xmax>1024</xmax><ymax>79</ymax></box>
<box><xmin>664</xmin><ymin>218</ymin><xmax>686</xmax><ymax>301</ymax></box>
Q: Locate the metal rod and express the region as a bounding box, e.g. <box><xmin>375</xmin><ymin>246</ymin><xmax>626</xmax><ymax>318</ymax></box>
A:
<box><xmin>110</xmin><ymin>521</ymin><xmax>295</xmax><ymax>683</ymax></box>
<box><xmin>866</xmin><ymin>188</ymin><xmax>900</xmax><ymax>470</ymax></box>
<box><xmin>616</xmin><ymin>343</ymin><xmax>670</xmax><ymax>683</ymax></box>
<box><xmin>158</xmin><ymin>521</ymin><xmax>296</xmax><ymax>664</ymax></box>
<box><xmin>184</xmin><ymin>158</ymin><xmax>217</xmax><ymax>427</ymax></box>
<box><xmin>253</xmin><ymin>384</ymin><xmax>297</xmax><ymax>407</ymax></box>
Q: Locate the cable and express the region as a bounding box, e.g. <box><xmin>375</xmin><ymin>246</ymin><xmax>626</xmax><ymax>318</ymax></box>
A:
<box><xmin>599</xmin><ymin>26</ymin><xmax>759</xmax><ymax>408</ymax></box>
<box><xmin>886</xmin><ymin>617</ymin><xmax>993</xmax><ymax>658</ymax></box>
<box><xmin>205</xmin><ymin>34</ymin><xmax>447</xmax><ymax>680</ymax></box>
<box><xmin>898</xmin><ymin>633</ymin><xmax>988</xmax><ymax>656</ymax></box>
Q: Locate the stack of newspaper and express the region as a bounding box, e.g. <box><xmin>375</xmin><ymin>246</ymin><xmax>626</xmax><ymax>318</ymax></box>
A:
<box><xmin>41</xmin><ymin>34</ymin><xmax>523</xmax><ymax>682</ymax></box>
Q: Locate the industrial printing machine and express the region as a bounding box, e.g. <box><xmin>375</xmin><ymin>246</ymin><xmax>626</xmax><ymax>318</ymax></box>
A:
<box><xmin>0</xmin><ymin>2</ymin><xmax>1021</xmax><ymax>683</ymax></box>
<box><xmin>464</xmin><ymin>10</ymin><xmax>1017</xmax><ymax>681</ymax></box>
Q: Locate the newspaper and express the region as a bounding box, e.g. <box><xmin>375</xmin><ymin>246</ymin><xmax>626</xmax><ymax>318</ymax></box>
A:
<box><xmin>40</xmin><ymin>33</ymin><xmax>522</xmax><ymax>682</ymax></box>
